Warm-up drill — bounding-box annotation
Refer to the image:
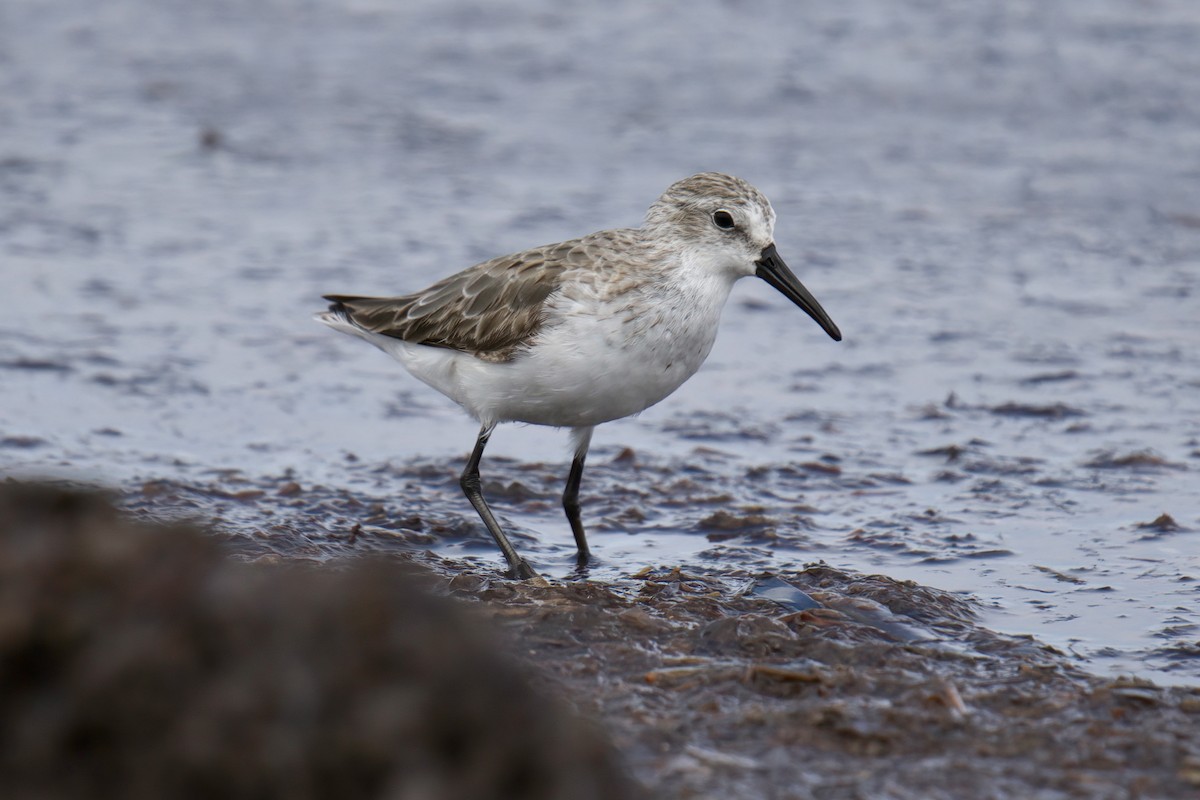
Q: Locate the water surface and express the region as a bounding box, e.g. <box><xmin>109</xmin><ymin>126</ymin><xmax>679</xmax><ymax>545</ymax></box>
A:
<box><xmin>2</xmin><ymin>0</ymin><xmax>1198</xmax><ymax>683</ymax></box>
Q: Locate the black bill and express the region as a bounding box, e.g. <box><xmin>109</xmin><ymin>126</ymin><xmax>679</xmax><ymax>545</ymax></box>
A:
<box><xmin>755</xmin><ymin>243</ymin><xmax>842</xmax><ymax>342</ymax></box>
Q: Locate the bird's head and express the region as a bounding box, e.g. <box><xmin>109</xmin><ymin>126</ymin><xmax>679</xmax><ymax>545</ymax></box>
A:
<box><xmin>645</xmin><ymin>172</ymin><xmax>841</xmax><ymax>342</ymax></box>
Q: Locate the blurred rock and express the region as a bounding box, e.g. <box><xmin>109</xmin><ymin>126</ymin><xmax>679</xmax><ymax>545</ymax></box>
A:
<box><xmin>0</xmin><ymin>482</ymin><xmax>639</xmax><ymax>800</ymax></box>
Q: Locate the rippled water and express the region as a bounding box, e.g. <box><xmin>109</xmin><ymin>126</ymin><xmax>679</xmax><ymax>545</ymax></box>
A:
<box><xmin>2</xmin><ymin>0</ymin><xmax>1198</xmax><ymax>682</ymax></box>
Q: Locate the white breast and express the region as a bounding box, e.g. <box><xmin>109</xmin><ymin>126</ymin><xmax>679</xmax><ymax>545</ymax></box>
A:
<box><xmin>457</xmin><ymin>257</ymin><xmax>738</xmax><ymax>428</ymax></box>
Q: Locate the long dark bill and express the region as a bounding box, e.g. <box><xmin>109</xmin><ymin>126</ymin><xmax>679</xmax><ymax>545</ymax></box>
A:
<box><xmin>755</xmin><ymin>243</ymin><xmax>842</xmax><ymax>342</ymax></box>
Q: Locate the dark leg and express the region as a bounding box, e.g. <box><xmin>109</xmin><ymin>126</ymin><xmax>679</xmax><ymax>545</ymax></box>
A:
<box><xmin>460</xmin><ymin>424</ymin><xmax>537</xmax><ymax>580</ymax></box>
<box><xmin>564</xmin><ymin>427</ymin><xmax>594</xmax><ymax>566</ymax></box>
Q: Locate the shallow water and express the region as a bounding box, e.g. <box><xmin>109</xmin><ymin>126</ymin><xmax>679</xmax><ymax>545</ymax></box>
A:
<box><xmin>2</xmin><ymin>0</ymin><xmax>1199</xmax><ymax>683</ymax></box>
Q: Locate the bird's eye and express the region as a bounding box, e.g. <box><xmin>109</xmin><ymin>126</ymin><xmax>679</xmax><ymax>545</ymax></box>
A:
<box><xmin>712</xmin><ymin>210</ymin><xmax>736</xmax><ymax>230</ymax></box>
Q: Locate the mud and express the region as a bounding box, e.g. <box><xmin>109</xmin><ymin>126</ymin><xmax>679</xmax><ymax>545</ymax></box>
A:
<box><xmin>6</xmin><ymin>482</ymin><xmax>1200</xmax><ymax>799</ymax></box>
<box><xmin>117</xmin><ymin>441</ymin><xmax>1200</xmax><ymax>686</ymax></box>
<box><xmin>484</xmin><ymin>570</ymin><xmax>1200</xmax><ymax>799</ymax></box>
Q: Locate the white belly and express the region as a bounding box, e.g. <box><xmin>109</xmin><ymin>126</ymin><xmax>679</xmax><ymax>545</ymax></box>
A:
<box><xmin>485</xmin><ymin>311</ymin><xmax>718</xmax><ymax>427</ymax></box>
<box><xmin>344</xmin><ymin>265</ymin><xmax>739</xmax><ymax>429</ymax></box>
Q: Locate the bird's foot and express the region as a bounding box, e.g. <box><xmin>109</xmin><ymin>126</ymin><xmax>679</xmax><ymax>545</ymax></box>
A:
<box><xmin>568</xmin><ymin>549</ymin><xmax>595</xmax><ymax>580</ymax></box>
<box><xmin>510</xmin><ymin>559</ymin><xmax>541</xmax><ymax>581</ymax></box>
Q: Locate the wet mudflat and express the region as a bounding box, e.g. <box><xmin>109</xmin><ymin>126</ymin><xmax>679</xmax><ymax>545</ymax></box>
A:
<box><xmin>10</xmin><ymin>480</ymin><xmax>1200</xmax><ymax>799</ymax></box>
<box><xmin>458</xmin><ymin>567</ymin><xmax>1200</xmax><ymax>799</ymax></box>
<box><xmin>119</xmin><ymin>459</ymin><xmax>1200</xmax><ymax>796</ymax></box>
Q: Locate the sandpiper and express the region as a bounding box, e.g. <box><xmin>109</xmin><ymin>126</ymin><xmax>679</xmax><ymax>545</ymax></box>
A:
<box><xmin>318</xmin><ymin>173</ymin><xmax>841</xmax><ymax>578</ymax></box>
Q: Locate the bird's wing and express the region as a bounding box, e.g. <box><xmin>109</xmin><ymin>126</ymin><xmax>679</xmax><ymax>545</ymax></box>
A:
<box><xmin>325</xmin><ymin>239</ymin><xmax>588</xmax><ymax>362</ymax></box>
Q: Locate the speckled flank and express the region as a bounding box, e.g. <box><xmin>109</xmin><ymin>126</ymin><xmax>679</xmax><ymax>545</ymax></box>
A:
<box><xmin>324</xmin><ymin>228</ymin><xmax>652</xmax><ymax>362</ymax></box>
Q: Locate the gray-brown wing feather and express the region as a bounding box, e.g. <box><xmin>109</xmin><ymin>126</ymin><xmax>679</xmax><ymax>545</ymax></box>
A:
<box><xmin>325</xmin><ymin>240</ymin><xmax>584</xmax><ymax>362</ymax></box>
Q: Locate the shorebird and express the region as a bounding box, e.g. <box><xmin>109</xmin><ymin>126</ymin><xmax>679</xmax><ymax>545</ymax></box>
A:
<box><xmin>318</xmin><ymin>173</ymin><xmax>841</xmax><ymax>578</ymax></box>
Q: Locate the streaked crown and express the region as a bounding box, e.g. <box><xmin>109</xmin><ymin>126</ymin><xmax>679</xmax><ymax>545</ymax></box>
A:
<box><xmin>644</xmin><ymin>172</ymin><xmax>776</xmax><ymax>235</ymax></box>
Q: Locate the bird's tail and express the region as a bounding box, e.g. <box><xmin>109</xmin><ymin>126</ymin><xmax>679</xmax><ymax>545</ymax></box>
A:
<box><xmin>314</xmin><ymin>298</ymin><xmax>365</xmax><ymax>337</ymax></box>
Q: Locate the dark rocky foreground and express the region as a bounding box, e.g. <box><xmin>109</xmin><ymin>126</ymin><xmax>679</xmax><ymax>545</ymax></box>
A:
<box><xmin>0</xmin><ymin>483</ymin><xmax>638</xmax><ymax>800</ymax></box>
<box><xmin>2</xmin><ymin>481</ymin><xmax>1198</xmax><ymax>799</ymax></box>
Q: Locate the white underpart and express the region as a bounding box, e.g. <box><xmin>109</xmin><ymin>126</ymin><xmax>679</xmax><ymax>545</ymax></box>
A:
<box><xmin>317</xmin><ymin>248</ymin><xmax>744</xmax><ymax>431</ymax></box>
